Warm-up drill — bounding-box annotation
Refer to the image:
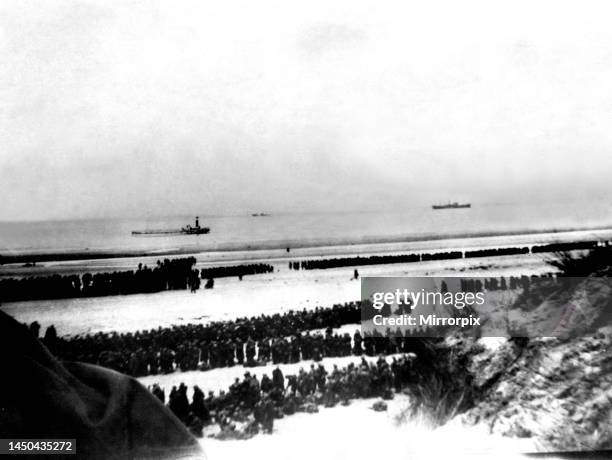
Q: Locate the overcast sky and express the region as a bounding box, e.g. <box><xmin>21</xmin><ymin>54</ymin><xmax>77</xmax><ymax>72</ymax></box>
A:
<box><xmin>2</xmin><ymin>0</ymin><xmax>612</xmax><ymax>221</ymax></box>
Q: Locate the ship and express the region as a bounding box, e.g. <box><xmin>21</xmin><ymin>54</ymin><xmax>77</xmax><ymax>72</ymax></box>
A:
<box><xmin>432</xmin><ymin>202</ymin><xmax>471</xmax><ymax>210</ymax></box>
<box><xmin>180</xmin><ymin>216</ymin><xmax>210</xmax><ymax>234</ymax></box>
<box><xmin>132</xmin><ymin>217</ymin><xmax>210</xmax><ymax>235</ymax></box>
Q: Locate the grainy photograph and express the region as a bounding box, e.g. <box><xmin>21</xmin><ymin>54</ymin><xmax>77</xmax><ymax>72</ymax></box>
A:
<box><xmin>2</xmin><ymin>1</ymin><xmax>612</xmax><ymax>459</ymax></box>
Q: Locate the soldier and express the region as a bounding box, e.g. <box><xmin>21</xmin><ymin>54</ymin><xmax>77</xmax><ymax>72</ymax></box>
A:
<box><xmin>43</xmin><ymin>324</ymin><xmax>57</xmax><ymax>352</ymax></box>
<box><xmin>245</xmin><ymin>337</ymin><xmax>256</xmax><ymax>364</ymax></box>
<box><xmin>151</xmin><ymin>383</ymin><xmax>165</xmax><ymax>403</ymax></box>
<box><xmin>286</xmin><ymin>374</ymin><xmax>298</xmax><ymax>395</ymax></box>
<box><xmin>314</xmin><ymin>364</ymin><xmax>327</xmax><ymax>392</ymax></box>
<box><xmin>278</xmin><ymin>337</ymin><xmax>289</xmax><ymax>364</ymax></box>
<box><xmin>186</xmin><ymin>412</ymin><xmax>204</xmax><ymax>437</ymax></box>
<box><xmin>234</xmin><ymin>339</ymin><xmax>244</xmax><ymax>365</ymax></box>
<box><xmin>258</xmin><ymin>337</ymin><xmax>271</xmax><ymax>362</ymax></box>
<box><xmin>364</xmin><ymin>336</ymin><xmax>375</xmax><ymax>356</ymax></box>
<box><xmin>301</xmin><ymin>333</ymin><xmax>312</xmax><ymax>360</ymax></box>
<box><xmin>160</xmin><ymin>348</ymin><xmax>174</xmax><ymax>373</ymax></box>
<box><xmin>260</xmin><ymin>373</ymin><xmax>273</xmax><ymax>394</ymax></box>
<box><xmin>223</xmin><ymin>339</ymin><xmax>234</xmax><ymax>367</ymax></box>
<box><xmin>205</xmin><ymin>391</ymin><xmax>216</xmax><ymax>417</ymax></box>
<box><xmin>248</xmin><ymin>374</ymin><xmax>261</xmax><ymax>407</ymax></box>
<box><xmin>147</xmin><ymin>349</ymin><xmax>158</xmax><ymax>374</ymax></box>
<box><xmin>168</xmin><ymin>386</ymin><xmax>181</xmax><ymax>419</ymax></box>
<box><xmin>291</xmin><ymin>335</ymin><xmax>302</xmax><ymax>362</ymax></box>
<box><xmin>175</xmin><ymin>383</ymin><xmax>190</xmax><ymax>421</ymax></box>
<box><xmin>342</xmin><ymin>333</ymin><xmax>352</xmax><ymax>356</ymax></box>
<box><xmin>286</xmin><ymin>339</ymin><xmax>296</xmax><ymax>364</ymax></box>
<box><xmin>272</xmin><ymin>366</ymin><xmax>284</xmax><ymax>392</ymax></box>
<box><xmin>353</xmin><ymin>329</ymin><xmax>362</xmax><ymax>355</ymax></box>
<box><xmin>254</xmin><ymin>396</ymin><xmax>275</xmax><ymax>434</ymax></box>
<box><xmin>262</xmin><ymin>397</ymin><xmax>275</xmax><ymax>433</ymax></box>
<box><xmin>199</xmin><ymin>341</ymin><xmax>209</xmax><ymax>369</ymax></box>
<box><xmin>253</xmin><ymin>399</ymin><xmax>264</xmax><ymax>430</ymax></box>
<box><xmin>311</xmin><ymin>337</ymin><xmax>322</xmax><ymax>362</ymax></box>
<box><xmin>282</xmin><ymin>393</ymin><xmax>297</xmax><ymax>415</ymax></box>
<box><xmin>128</xmin><ymin>352</ymin><xmax>139</xmax><ymax>376</ymax></box>
<box><xmin>29</xmin><ymin>321</ymin><xmax>40</xmax><ymax>339</ymax></box>
<box><xmin>191</xmin><ymin>385</ymin><xmax>209</xmax><ymax>423</ymax></box>
<box><xmin>270</xmin><ymin>338</ymin><xmax>280</xmax><ymax>364</ymax></box>
<box><xmin>229</xmin><ymin>377</ymin><xmax>241</xmax><ymax>405</ymax></box>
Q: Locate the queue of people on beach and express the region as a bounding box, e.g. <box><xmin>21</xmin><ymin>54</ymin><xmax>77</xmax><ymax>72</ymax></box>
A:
<box><xmin>30</xmin><ymin>273</ymin><xmax>557</xmax><ymax>377</ymax></box>
<box><xmin>35</xmin><ymin>303</ymin><xmax>362</xmax><ymax>376</ymax></box>
<box><xmin>149</xmin><ymin>354</ymin><xmax>416</xmax><ymax>439</ymax></box>
<box><xmin>286</xmin><ymin>240</ymin><xmax>600</xmax><ymax>271</ymax></box>
<box><xmin>0</xmin><ymin>257</ymin><xmax>201</xmax><ymax>302</ymax></box>
<box><xmin>17</xmin><ymin>271</ymin><xmax>561</xmax><ymax>440</ymax></box>
<box><xmin>199</xmin><ymin>263</ymin><xmax>273</xmax><ymax>280</ymax></box>
<box><xmin>2</xmin><ymin>237</ymin><xmax>597</xmax><ymax>303</ymax></box>
<box><xmin>0</xmin><ymin>258</ymin><xmax>277</xmax><ymax>302</ymax></box>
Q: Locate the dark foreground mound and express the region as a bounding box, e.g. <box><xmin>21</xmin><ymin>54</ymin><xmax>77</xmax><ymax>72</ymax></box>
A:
<box><xmin>0</xmin><ymin>311</ymin><xmax>202</xmax><ymax>460</ymax></box>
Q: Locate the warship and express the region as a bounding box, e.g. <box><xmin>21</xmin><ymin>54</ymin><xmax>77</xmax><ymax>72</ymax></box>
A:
<box><xmin>131</xmin><ymin>217</ymin><xmax>210</xmax><ymax>235</ymax></box>
<box><xmin>432</xmin><ymin>202</ymin><xmax>471</xmax><ymax>210</ymax></box>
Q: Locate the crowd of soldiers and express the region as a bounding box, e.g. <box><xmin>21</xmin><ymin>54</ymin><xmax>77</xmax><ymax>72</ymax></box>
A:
<box><xmin>0</xmin><ymin>257</ymin><xmax>201</xmax><ymax>302</ymax></box>
<box><xmin>459</xmin><ymin>274</ymin><xmax>554</xmax><ymax>292</ymax></box>
<box><xmin>50</xmin><ymin>325</ymin><xmax>414</xmax><ymax>377</ymax></box>
<box><xmin>286</xmin><ymin>240</ymin><xmax>603</xmax><ymax>271</ymax></box>
<box><xmin>149</xmin><ymin>354</ymin><xmax>416</xmax><ymax>438</ymax></box>
<box><xmin>37</xmin><ymin>303</ymin><xmax>363</xmax><ymax>376</ymax></box>
<box><xmin>33</xmin><ymin>271</ymin><xmax>554</xmax><ymax>378</ymax></box>
<box><xmin>0</xmin><ymin>259</ymin><xmax>276</xmax><ymax>303</ymax></box>
<box><xmin>199</xmin><ymin>263</ymin><xmax>273</xmax><ymax>280</ymax></box>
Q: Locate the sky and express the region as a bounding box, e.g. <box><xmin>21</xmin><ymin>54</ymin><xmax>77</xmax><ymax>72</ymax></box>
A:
<box><xmin>2</xmin><ymin>0</ymin><xmax>612</xmax><ymax>221</ymax></box>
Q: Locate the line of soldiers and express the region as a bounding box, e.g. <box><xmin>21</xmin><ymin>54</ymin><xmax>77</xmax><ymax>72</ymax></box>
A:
<box><xmin>150</xmin><ymin>354</ymin><xmax>416</xmax><ymax>439</ymax></box>
<box><xmin>1</xmin><ymin>257</ymin><xmax>200</xmax><ymax>302</ymax></box>
<box><xmin>38</xmin><ymin>302</ymin><xmax>362</xmax><ymax>376</ymax></box>
<box><xmin>81</xmin><ymin>328</ymin><xmax>419</xmax><ymax>377</ymax></box>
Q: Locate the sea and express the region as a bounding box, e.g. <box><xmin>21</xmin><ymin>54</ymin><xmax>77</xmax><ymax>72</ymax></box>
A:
<box><xmin>2</xmin><ymin>201</ymin><xmax>612</xmax><ymax>256</ymax></box>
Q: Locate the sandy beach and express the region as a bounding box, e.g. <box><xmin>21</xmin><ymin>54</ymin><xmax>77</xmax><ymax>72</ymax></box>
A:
<box><xmin>139</xmin><ymin>352</ymin><xmax>537</xmax><ymax>460</ymax></box>
<box><xmin>198</xmin><ymin>395</ymin><xmax>536</xmax><ymax>460</ymax></box>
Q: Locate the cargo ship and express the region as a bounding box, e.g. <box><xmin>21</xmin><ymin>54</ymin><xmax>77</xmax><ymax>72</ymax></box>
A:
<box><xmin>432</xmin><ymin>202</ymin><xmax>471</xmax><ymax>210</ymax></box>
<box><xmin>132</xmin><ymin>217</ymin><xmax>210</xmax><ymax>236</ymax></box>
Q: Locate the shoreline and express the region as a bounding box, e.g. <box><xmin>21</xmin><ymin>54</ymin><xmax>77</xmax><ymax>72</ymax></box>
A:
<box><xmin>2</xmin><ymin>224</ymin><xmax>612</xmax><ymax>265</ymax></box>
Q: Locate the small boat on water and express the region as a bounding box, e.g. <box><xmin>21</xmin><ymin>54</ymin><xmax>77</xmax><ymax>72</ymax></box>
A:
<box><xmin>132</xmin><ymin>217</ymin><xmax>210</xmax><ymax>236</ymax></box>
<box><xmin>432</xmin><ymin>202</ymin><xmax>471</xmax><ymax>210</ymax></box>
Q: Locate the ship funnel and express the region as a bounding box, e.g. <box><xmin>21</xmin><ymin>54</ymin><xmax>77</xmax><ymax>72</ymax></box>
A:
<box><xmin>195</xmin><ymin>216</ymin><xmax>199</xmax><ymax>227</ymax></box>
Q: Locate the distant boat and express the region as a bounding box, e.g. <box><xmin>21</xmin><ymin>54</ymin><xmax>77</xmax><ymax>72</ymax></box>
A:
<box><xmin>180</xmin><ymin>216</ymin><xmax>210</xmax><ymax>234</ymax></box>
<box><xmin>432</xmin><ymin>202</ymin><xmax>471</xmax><ymax>210</ymax></box>
<box><xmin>251</xmin><ymin>213</ymin><xmax>270</xmax><ymax>217</ymax></box>
<box><xmin>132</xmin><ymin>216</ymin><xmax>210</xmax><ymax>236</ymax></box>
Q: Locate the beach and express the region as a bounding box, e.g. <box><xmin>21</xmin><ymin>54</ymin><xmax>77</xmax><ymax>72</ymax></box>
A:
<box><xmin>198</xmin><ymin>394</ymin><xmax>535</xmax><ymax>460</ymax></box>
<box><xmin>1</xmin><ymin>248</ymin><xmax>552</xmax><ymax>336</ymax></box>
